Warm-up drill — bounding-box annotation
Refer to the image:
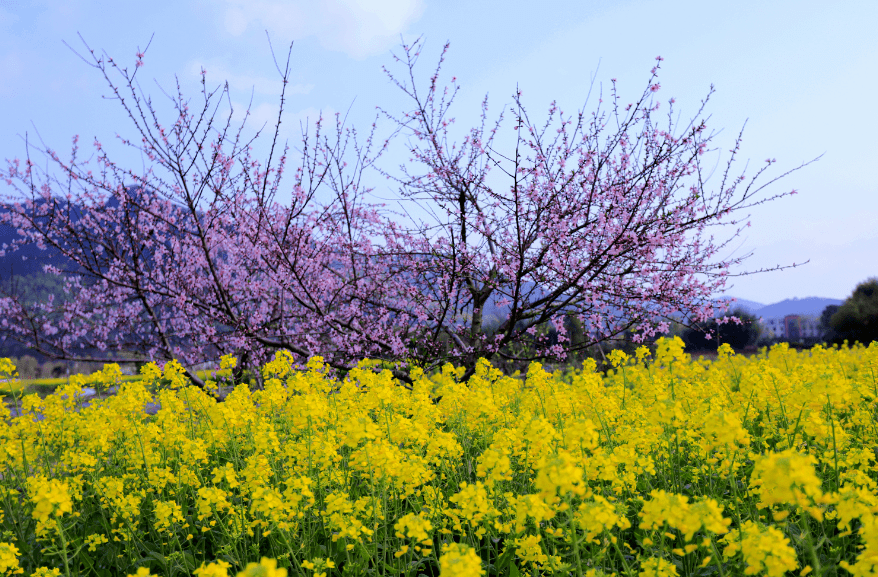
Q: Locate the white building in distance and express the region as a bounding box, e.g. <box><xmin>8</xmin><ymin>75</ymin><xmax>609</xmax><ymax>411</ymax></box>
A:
<box><xmin>762</xmin><ymin>315</ymin><xmax>822</xmax><ymax>340</ymax></box>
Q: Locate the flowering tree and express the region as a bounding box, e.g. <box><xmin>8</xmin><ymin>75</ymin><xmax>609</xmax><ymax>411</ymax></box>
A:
<box><xmin>0</xmin><ymin>35</ymin><xmax>816</xmax><ymax>386</ymax></box>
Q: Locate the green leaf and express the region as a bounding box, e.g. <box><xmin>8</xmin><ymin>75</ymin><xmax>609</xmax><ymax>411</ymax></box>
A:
<box><xmin>183</xmin><ymin>550</ymin><xmax>198</xmax><ymax>571</ymax></box>
<box><xmin>493</xmin><ymin>545</ymin><xmax>515</xmax><ymax>576</ymax></box>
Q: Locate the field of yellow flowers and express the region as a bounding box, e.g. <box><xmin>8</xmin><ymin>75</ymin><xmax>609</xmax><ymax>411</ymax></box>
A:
<box><xmin>1</xmin><ymin>337</ymin><xmax>878</xmax><ymax>577</ymax></box>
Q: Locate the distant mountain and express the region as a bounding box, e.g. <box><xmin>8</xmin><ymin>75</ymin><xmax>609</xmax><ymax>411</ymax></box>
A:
<box><xmin>0</xmin><ymin>186</ymin><xmax>190</xmax><ymax>280</ymax></box>
<box><xmin>713</xmin><ymin>296</ymin><xmax>767</xmax><ymax>315</ymax></box>
<box><xmin>754</xmin><ymin>297</ymin><xmax>842</xmax><ymax>319</ymax></box>
<box><xmin>0</xmin><ymin>205</ymin><xmax>74</xmax><ymax>278</ymax></box>
<box><xmin>485</xmin><ymin>291</ymin><xmax>835</xmax><ymax>326</ymax></box>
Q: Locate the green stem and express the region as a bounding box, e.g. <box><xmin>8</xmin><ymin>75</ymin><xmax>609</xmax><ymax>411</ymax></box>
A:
<box><xmin>56</xmin><ymin>518</ymin><xmax>72</xmax><ymax>577</ymax></box>
<box><xmin>565</xmin><ymin>495</ymin><xmax>583</xmax><ymax>577</ymax></box>
<box><xmin>708</xmin><ymin>539</ymin><xmax>727</xmax><ymax>577</ymax></box>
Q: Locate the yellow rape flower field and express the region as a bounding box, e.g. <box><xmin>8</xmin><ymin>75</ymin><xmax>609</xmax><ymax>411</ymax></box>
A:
<box><xmin>1</xmin><ymin>338</ymin><xmax>878</xmax><ymax>577</ymax></box>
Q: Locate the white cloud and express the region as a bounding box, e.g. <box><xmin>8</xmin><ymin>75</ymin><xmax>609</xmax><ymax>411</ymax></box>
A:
<box><xmin>283</xmin><ymin>106</ymin><xmax>340</xmax><ymax>133</ymax></box>
<box><xmin>223</xmin><ymin>101</ymin><xmax>339</xmax><ymax>142</ymax></box>
<box><xmin>186</xmin><ymin>60</ymin><xmax>314</xmax><ymax>97</ymax></box>
<box><xmin>233</xmin><ymin>100</ymin><xmax>282</xmax><ymax>133</ymax></box>
<box><xmin>224</xmin><ymin>5</ymin><xmax>249</xmax><ymax>36</ymax></box>
<box><xmin>0</xmin><ymin>50</ymin><xmax>26</xmax><ymax>96</ymax></box>
<box><xmin>219</xmin><ymin>0</ymin><xmax>425</xmax><ymax>59</ymax></box>
<box><xmin>0</xmin><ymin>6</ymin><xmax>18</xmax><ymax>29</ymax></box>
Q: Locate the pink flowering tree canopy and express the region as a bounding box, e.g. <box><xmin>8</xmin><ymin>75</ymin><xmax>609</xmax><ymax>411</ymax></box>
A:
<box><xmin>0</xmin><ymin>35</ymin><xmax>817</xmax><ymax>385</ymax></box>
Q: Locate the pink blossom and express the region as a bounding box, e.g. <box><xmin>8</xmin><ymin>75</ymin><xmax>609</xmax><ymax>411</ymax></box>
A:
<box><xmin>0</xmin><ymin>36</ymin><xmax>815</xmax><ymax>386</ymax></box>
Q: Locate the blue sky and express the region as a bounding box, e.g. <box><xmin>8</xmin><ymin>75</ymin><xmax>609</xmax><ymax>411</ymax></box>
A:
<box><xmin>1</xmin><ymin>0</ymin><xmax>875</xmax><ymax>304</ymax></box>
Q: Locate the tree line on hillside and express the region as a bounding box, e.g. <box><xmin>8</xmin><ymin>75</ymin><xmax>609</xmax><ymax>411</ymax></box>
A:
<box><xmin>0</xmin><ymin>35</ymin><xmax>818</xmax><ymax>388</ymax></box>
<box><xmin>670</xmin><ymin>278</ymin><xmax>878</xmax><ymax>355</ymax></box>
<box><xmin>819</xmin><ymin>278</ymin><xmax>878</xmax><ymax>346</ymax></box>
<box><xmin>0</xmin><ymin>191</ymin><xmax>201</xmax><ymax>364</ymax></box>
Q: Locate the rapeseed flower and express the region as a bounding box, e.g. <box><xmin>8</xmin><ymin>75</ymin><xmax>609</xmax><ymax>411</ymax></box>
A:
<box><xmin>639</xmin><ymin>557</ymin><xmax>678</xmax><ymax>577</ymax></box>
<box><xmin>153</xmin><ymin>500</ymin><xmax>185</xmax><ymax>534</ymax></box>
<box><xmin>0</xmin><ymin>543</ymin><xmax>23</xmax><ymax>575</ymax></box>
<box><xmin>322</xmin><ymin>493</ymin><xmax>374</xmax><ymax>542</ymax></box>
<box><xmin>85</xmin><ymin>533</ymin><xmax>109</xmax><ymax>552</ymax></box>
<box><xmin>575</xmin><ymin>495</ymin><xmax>631</xmax><ymax>542</ymax></box>
<box><xmin>448</xmin><ymin>482</ymin><xmax>497</xmax><ymax>535</ymax></box>
<box><xmin>439</xmin><ymin>543</ymin><xmax>483</xmax><ymax>577</ymax></box>
<box><xmin>2</xmin><ymin>341</ymin><xmax>878</xmax><ymax>575</ymax></box>
<box><xmin>640</xmin><ymin>490</ymin><xmax>730</xmax><ymax>542</ymax></box>
<box><xmin>300</xmin><ymin>557</ymin><xmax>334</xmax><ymax>577</ymax></box>
<box><xmin>237</xmin><ymin>558</ymin><xmax>286</xmax><ymax>577</ymax></box>
<box><xmin>476</xmin><ymin>447</ymin><xmax>513</xmax><ymax>488</ymax></box>
<box><xmin>700</xmin><ymin>410</ymin><xmax>750</xmax><ymax>451</ymax></box>
<box><xmin>28</xmin><ymin>477</ymin><xmax>73</xmax><ymax>523</ymax></box>
<box><xmin>514</xmin><ymin>534</ymin><xmax>548</xmax><ymax>566</ymax></box>
<box><xmin>750</xmin><ymin>449</ymin><xmax>825</xmax><ymax>519</ymax></box>
<box><xmin>839</xmin><ymin>512</ymin><xmax>878</xmax><ymax>576</ymax></box>
<box><xmin>194</xmin><ymin>560</ymin><xmax>232</xmax><ymax>577</ymax></box>
<box><xmin>722</xmin><ymin>520</ymin><xmax>798</xmax><ymax>576</ymax></box>
<box><xmin>395</xmin><ymin>512</ymin><xmax>433</xmax><ymax>545</ymax></box>
<box><xmin>534</xmin><ymin>450</ymin><xmax>586</xmax><ymax>499</ymax></box>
